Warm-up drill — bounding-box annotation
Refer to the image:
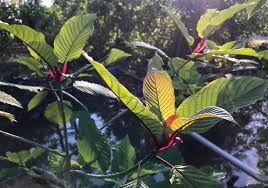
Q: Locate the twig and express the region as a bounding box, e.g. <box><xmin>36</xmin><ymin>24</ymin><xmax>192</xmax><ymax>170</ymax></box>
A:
<box><xmin>100</xmin><ymin>109</ymin><xmax>128</xmax><ymax>130</ymax></box>
<box><xmin>0</xmin><ymin>129</ymin><xmax>65</xmax><ymax>157</ymax></box>
<box><xmin>136</xmin><ymin>162</ymin><xmax>142</xmax><ymax>188</ymax></box>
<box><xmin>62</xmin><ymin>91</ymin><xmax>88</xmax><ymax>111</ymax></box>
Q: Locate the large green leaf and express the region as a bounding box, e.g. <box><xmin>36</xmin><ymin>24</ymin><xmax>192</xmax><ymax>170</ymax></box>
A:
<box><xmin>207</xmin><ymin>48</ymin><xmax>259</xmax><ymax>57</ymax></box>
<box><xmin>247</xmin><ymin>0</ymin><xmax>267</xmax><ymax>19</ymax></box>
<box><xmin>169</xmin><ymin>165</ymin><xmax>222</xmax><ymax>188</ymax></box>
<box><xmin>73</xmin><ymin>81</ymin><xmax>117</xmax><ymax>99</ymax></box>
<box><xmin>18</xmin><ymin>56</ymin><xmax>45</xmax><ymax>76</ymax></box>
<box><xmin>28</xmin><ymin>91</ymin><xmax>48</xmax><ymax>111</ymax></box>
<box><xmin>162</xmin><ymin>6</ymin><xmax>194</xmax><ymax>46</ymax></box>
<box><xmin>82</xmin><ymin>51</ymin><xmax>163</xmax><ymax>139</ymax></box>
<box><xmin>48</xmin><ymin>152</ymin><xmax>65</xmax><ymax>173</ymax></box>
<box><xmin>54</xmin><ymin>14</ymin><xmax>96</xmax><ymax>63</ymax></box>
<box><xmin>44</xmin><ymin>101</ymin><xmax>72</xmax><ymax>128</ymax></box>
<box><xmin>103</xmin><ymin>48</ymin><xmax>131</xmax><ymax>66</ymax></box>
<box><xmin>0</xmin><ymin>91</ymin><xmax>22</xmax><ymax>108</ymax></box>
<box><xmin>0</xmin><ymin>22</ymin><xmax>58</xmax><ymax>65</ymax></box>
<box><xmin>75</xmin><ymin>111</ymin><xmax>111</xmax><ymax>171</ymax></box>
<box><xmin>196</xmin><ymin>3</ymin><xmax>254</xmax><ymax>38</ymax></box>
<box><xmin>176</xmin><ymin>77</ymin><xmax>267</xmax><ymax>132</ymax></box>
<box><xmin>112</xmin><ymin>136</ymin><xmax>136</xmax><ymax>172</ymax></box>
<box><xmin>0</xmin><ymin>110</ymin><xmax>16</xmax><ymax>122</ymax></box>
<box><xmin>5</xmin><ymin>147</ymin><xmax>45</xmax><ymax>166</ymax></box>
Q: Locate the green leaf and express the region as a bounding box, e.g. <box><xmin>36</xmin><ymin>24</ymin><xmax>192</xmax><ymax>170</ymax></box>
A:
<box><xmin>82</xmin><ymin>51</ymin><xmax>163</xmax><ymax>139</ymax></box>
<box><xmin>169</xmin><ymin>165</ymin><xmax>222</xmax><ymax>188</ymax></box>
<box><xmin>44</xmin><ymin>101</ymin><xmax>72</xmax><ymax>128</ymax></box>
<box><xmin>120</xmin><ymin>180</ymin><xmax>149</xmax><ymax>188</ymax></box>
<box><xmin>5</xmin><ymin>147</ymin><xmax>45</xmax><ymax>166</ymax></box>
<box><xmin>0</xmin><ymin>91</ymin><xmax>22</xmax><ymax>108</ymax></box>
<box><xmin>103</xmin><ymin>48</ymin><xmax>131</xmax><ymax>66</ymax></box>
<box><xmin>112</xmin><ymin>136</ymin><xmax>135</xmax><ymax>172</ymax></box>
<box><xmin>197</xmin><ymin>3</ymin><xmax>254</xmax><ymax>38</ymax></box>
<box><xmin>0</xmin><ymin>110</ymin><xmax>16</xmax><ymax>122</ymax></box>
<box><xmin>258</xmin><ymin>50</ymin><xmax>268</xmax><ymax>60</ymax></box>
<box><xmin>0</xmin><ymin>81</ymin><xmax>44</xmax><ymax>93</ymax></box>
<box><xmin>75</xmin><ymin>111</ymin><xmax>111</xmax><ymax>171</ymax></box>
<box><xmin>207</xmin><ymin>48</ymin><xmax>259</xmax><ymax>57</ymax></box>
<box><xmin>0</xmin><ymin>167</ymin><xmax>25</xmax><ymax>181</ymax></box>
<box><xmin>176</xmin><ymin>77</ymin><xmax>267</xmax><ymax>133</ymax></box>
<box><xmin>73</xmin><ymin>81</ymin><xmax>117</xmax><ymax>99</ymax></box>
<box><xmin>0</xmin><ymin>22</ymin><xmax>58</xmax><ymax>65</ymax></box>
<box><xmin>54</xmin><ymin>14</ymin><xmax>96</xmax><ymax>63</ymax></box>
<box><xmin>162</xmin><ymin>5</ymin><xmax>194</xmax><ymax>46</ymax></box>
<box><xmin>147</xmin><ymin>53</ymin><xmax>163</xmax><ymax>72</ymax></box>
<box><xmin>18</xmin><ymin>56</ymin><xmax>45</xmax><ymax>76</ymax></box>
<box><xmin>48</xmin><ymin>152</ymin><xmax>66</xmax><ymax>173</ymax></box>
<box><xmin>28</xmin><ymin>91</ymin><xmax>48</xmax><ymax>111</ymax></box>
<box><xmin>247</xmin><ymin>0</ymin><xmax>267</xmax><ymax>19</ymax></box>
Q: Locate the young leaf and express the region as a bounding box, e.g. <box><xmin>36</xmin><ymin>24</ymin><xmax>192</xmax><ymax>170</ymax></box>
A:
<box><xmin>0</xmin><ymin>22</ymin><xmax>58</xmax><ymax>65</ymax></box>
<box><xmin>143</xmin><ymin>70</ymin><xmax>175</xmax><ymax>122</ymax></box>
<box><xmin>170</xmin><ymin>165</ymin><xmax>222</xmax><ymax>188</ymax></box>
<box><xmin>73</xmin><ymin>81</ymin><xmax>117</xmax><ymax>99</ymax></box>
<box><xmin>28</xmin><ymin>91</ymin><xmax>48</xmax><ymax>111</ymax></box>
<box><xmin>162</xmin><ymin>5</ymin><xmax>194</xmax><ymax>46</ymax></box>
<box><xmin>44</xmin><ymin>101</ymin><xmax>72</xmax><ymax>128</ymax></box>
<box><xmin>0</xmin><ymin>91</ymin><xmax>22</xmax><ymax>108</ymax></box>
<box><xmin>0</xmin><ymin>110</ymin><xmax>16</xmax><ymax>122</ymax></box>
<box><xmin>176</xmin><ymin>77</ymin><xmax>267</xmax><ymax>132</ymax></box>
<box><xmin>18</xmin><ymin>56</ymin><xmax>45</xmax><ymax>76</ymax></box>
<box><xmin>197</xmin><ymin>3</ymin><xmax>254</xmax><ymax>38</ymax></box>
<box><xmin>103</xmin><ymin>48</ymin><xmax>131</xmax><ymax>66</ymax></box>
<box><xmin>82</xmin><ymin>51</ymin><xmax>163</xmax><ymax>139</ymax></box>
<box><xmin>54</xmin><ymin>14</ymin><xmax>97</xmax><ymax>63</ymax></box>
<box><xmin>112</xmin><ymin>136</ymin><xmax>136</xmax><ymax>172</ymax></box>
<box><xmin>75</xmin><ymin>111</ymin><xmax>111</xmax><ymax>171</ymax></box>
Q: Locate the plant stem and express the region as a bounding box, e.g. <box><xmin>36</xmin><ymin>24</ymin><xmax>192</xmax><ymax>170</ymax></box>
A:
<box><xmin>0</xmin><ymin>129</ymin><xmax>65</xmax><ymax>157</ymax></box>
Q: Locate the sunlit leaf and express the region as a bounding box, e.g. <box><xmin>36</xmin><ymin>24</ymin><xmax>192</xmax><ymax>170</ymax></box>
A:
<box><xmin>82</xmin><ymin>51</ymin><xmax>163</xmax><ymax>139</ymax></box>
<box><xmin>103</xmin><ymin>48</ymin><xmax>131</xmax><ymax>66</ymax></box>
<box><xmin>18</xmin><ymin>56</ymin><xmax>45</xmax><ymax>76</ymax></box>
<box><xmin>207</xmin><ymin>48</ymin><xmax>258</xmax><ymax>57</ymax></box>
<box><xmin>247</xmin><ymin>0</ymin><xmax>267</xmax><ymax>19</ymax></box>
<box><xmin>75</xmin><ymin>111</ymin><xmax>110</xmax><ymax>171</ymax></box>
<box><xmin>143</xmin><ymin>70</ymin><xmax>175</xmax><ymax>122</ymax></box>
<box><xmin>120</xmin><ymin>180</ymin><xmax>149</xmax><ymax>188</ymax></box>
<box><xmin>112</xmin><ymin>136</ymin><xmax>135</xmax><ymax>172</ymax></box>
<box><xmin>162</xmin><ymin>5</ymin><xmax>194</xmax><ymax>46</ymax></box>
<box><xmin>0</xmin><ymin>91</ymin><xmax>22</xmax><ymax>108</ymax></box>
<box><xmin>0</xmin><ymin>110</ymin><xmax>16</xmax><ymax>122</ymax></box>
<box><xmin>28</xmin><ymin>91</ymin><xmax>48</xmax><ymax>111</ymax></box>
<box><xmin>0</xmin><ymin>22</ymin><xmax>58</xmax><ymax>65</ymax></box>
<box><xmin>54</xmin><ymin>14</ymin><xmax>96</xmax><ymax>63</ymax></box>
<box><xmin>258</xmin><ymin>50</ymin><xmax>268</xmax><ymax>60</ymax></box>
<box><xmin>0</xmin><ymin>81</ymin><xmax>44</xmax><ymax>93</ymax></box>
<box><xmin>48</xmin><ymin>152</ymin><xmax>65</xmax><ymax>173</ymax></box>
<box><xmin>197</xmin><ymin>3</ymin><xmax>254</xmax><ymax>38</ymax></box>
<box><xmin>170</xmin><ymin>165</ymin><xmax>222</xmax><ymax>188</ymax></box>
<box><xmin>44</xmin><ymin>101</ymin><xmax>72</xmax><ymax>128</ymax></box>
<box><xmin>73</xmin><ymin>81</ymin><xmax>117</xmax><ymax>99</ymax></box>
<box><xmin>176</xmin><ymin>77</ymin><xmax>267</xmax><ymax>132</ymax></box>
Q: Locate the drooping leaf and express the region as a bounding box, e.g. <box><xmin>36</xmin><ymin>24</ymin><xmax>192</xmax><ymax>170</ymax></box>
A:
<box><xmin>103</xmin><ymin>48</ymin><xmax>131</xmax><ymax>66</ymax></box>
<box><xmin>112</xmin><ymin>136</ymin><xmax>136</xmax><ymax>172</ymax></box>
<box><xmin>169</xmin><ymin>165</ymin><xmax>222</xmax><ymax>188</ymax></box>
<box><xmin>0</xmin><ymin>81</ymin><xmax>44</xmax><ymax>93</ymax></box>
<box><xmin>143</xmin><ymin>70</ymin><xmax>175</xmax><ymax>122</ymax></box>
<box><xmin>0</xmin><ymin>91</ymin><xmax>22</xmax><ymax>108</ymax></box>
<box><xmin>54</xmin><ymin>14</ymin><xmax>96</xmax><ymax>63</ymax></box>
<box><xmin>120</xmin><ymin>180</ymin><xmax>149</xmax><ymax>188</ymax></box>
<box><xmin>75</xmin><ymin>111</ymin><xmax>110</xmax><ymax>171</ymax></box>
<box><xmin>247</xmin><ymin>0</ymin><xmax>267</xmax><ymax>19</ymax></box>
<box><xmin>197</xmin><ymin>3</ymin><xmax>254</xmax><ymax>38</ymax></box>
<box><xmin>0</xmin><ymin>22</ymin><xmax>58</xmax><ymax>65</ymax></box>
<box><xmin>207</xmin><ymin>48</ymin><xmax>259</xmax><ymax>57</ymax></box>
<box><xmin>73</xmin><ymin>81</ymin><xmax>117</xmax><ymax>99</ymax></box>
<box><xmin>28</xmin><ymin>91</ymin><xmax>48</xmax><ymax>111</ymax></box>
<box><xmin>5</xmin><ymin>147</ymin><xmax>45</xmax><ymax>166</ymax></box>
<box><xmin>130</xmin><ymin>41</ymin><xmax>170</xmax><ymax>59</ymax></box>
<box><xmin>44</xmin><ymin>101</ymin><xmax>72</xmax><ymax>128</ymax></box>
<box><xmin>82</xmin><ymin>51</ymin><xmax>163</xmax><ymax>139</ymax></box>
<box><xmin>0</xmin><ymin>110</ymin><xmax>16</xmax><ymax>122</ymax></box>
<box><xmin>168</xmin><ymin>106</ymin><xmax>237</xmax><ymax>133</ymax></box>
<box><xmin>18</xmin><ymin>56</ymin><xmax>45</xmax><ymax>76</ymax></box>
<box><xmin>147</xmin><ymin>53</ymin><xmax>163</xmax><ymax>73</ymax></box>
<box><xmin>176</xmin><ymin>77</ymin><xmax>267</xmax><ymax>132</ymax></box>
<box><xmin>162</xmin><ymin>5</ymin><xmax>194</xmax><ymax>46</ymax></box>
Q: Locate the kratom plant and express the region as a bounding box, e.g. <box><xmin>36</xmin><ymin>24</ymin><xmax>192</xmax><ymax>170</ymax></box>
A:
<box><xmin>0</xmin><ymin>1</ymin><xmax>267</xmax><ymax>187</ymax></box>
